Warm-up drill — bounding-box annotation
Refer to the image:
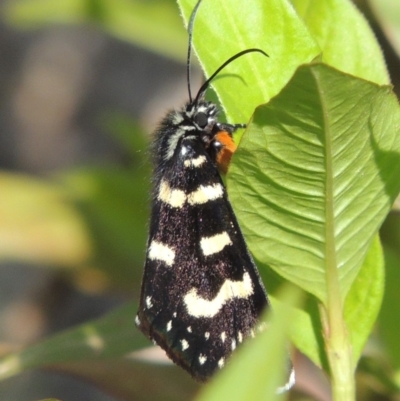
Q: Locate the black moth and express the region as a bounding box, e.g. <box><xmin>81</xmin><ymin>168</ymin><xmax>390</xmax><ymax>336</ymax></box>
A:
<box><xmin>136</xmin><ymin>0</ymin><xmax>294</xmax><ymax>388</ymax></box>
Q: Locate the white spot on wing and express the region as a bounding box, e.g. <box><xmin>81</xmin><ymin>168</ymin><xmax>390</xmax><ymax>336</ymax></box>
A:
<box><xmin>187</xmin><ymin>183</ymin><xmax>224</xmax><ymax>205</ymax></box>
<box><xmin>218</xmin><ymin>358</ymin><xmax>225</xmax><ymax>368</ymax></box>
<box><xmin>145</xmin><ymin>296</ymin><xmax>153</xmax><ymax>309</ymax></box>
<box><xmin>238</xmin><ymin>331</ymin><xmax>243</xmax><ymax>343</ymax></box>
<box><xmin>173</xmin><ymin>312</ymin><xmax>177</xmax><ymax>318</ymax></box>
<box><xmin>198</xmin><ymin>354</ymin><xmax>207</xmax><ymax>365</ymax></box>
<box><xmin>184</xmin><ymin>272</ymin><xmax>253</xmax><ymax>318</ymax></box>
<box><xmin>200</xmin><ymin>231</ymin><xmax>232</xmax><ymax>256</ymax></box>
<box><xmin>167</xmin><ymin>320</ymin><xmax>172</xmax><ymax>332</ymax></box>
<box><xmin>158</xmin><ymin>182</ymin><xmax>223</xmax><ymax>208</ymax></box>
<box><xmin>231</xmin><ymin>339</ymin><xmax>236</xmax><ymax>350</ymax></box>
<box><xmin>187</xmin><ymin>326</ymin><xmax>192</xmax><ymax>333</ymax></box>
<box><xmin>158</xmin><ymin>180</ymin><xmax>186</xmax><ymax>208</ymax></box>
<box><xmin>135</xmin><ymin>315</ymin><xmax>140</xmax><ymax>326</ymax></box>
<box><xmin>220</xmin><ymin>332</ymin><xmax>226</xmax><ymax>343</ymax></box>
<box><xmin>148</xmin><ymin>240</ymin><xmax>175</xmax><ymax>266</ymax></box>
<box><xmin>205</xmin><ymin>332</ymin><xmax>210</xmax><ymax>340</ymax></box>
<box><xmin>181</xmin><ymin>146</ymin><xmax>188</xmax><ymax>156</ymax></box>
<box><xmin>181</xmin><ymin>339</ymin><xmax>189</xmax><ymax>351</ymax></box>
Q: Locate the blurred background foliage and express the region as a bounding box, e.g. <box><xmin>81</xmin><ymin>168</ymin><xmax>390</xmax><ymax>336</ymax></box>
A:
<box><xmin>0</xmin><ymin>0</ymin><xmax>399</xmax><ymax>400</ymax></box>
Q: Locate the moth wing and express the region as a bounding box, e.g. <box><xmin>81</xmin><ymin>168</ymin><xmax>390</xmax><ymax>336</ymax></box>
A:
<box><xmin>136</xmin><ymin>138</ymin><xmax>269</xmax><ymax>381</ymax></box>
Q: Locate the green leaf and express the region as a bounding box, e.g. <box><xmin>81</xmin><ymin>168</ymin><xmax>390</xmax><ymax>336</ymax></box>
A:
<box><xmin>195</xmin><ymin>285</ymin><xmax>301</xmax><ymax>401</ymax></box>
<box><xmin>344</xmin><ymin>235</ymin><xmax>384</xmax><ymax>366</ymax></box>
<box><xmin>290</xmin><ymin>0</ymin><xmax>389</xmax><ymax>85</ymax></box>
<box><xmin>0</xmin><ymin>303</ymin><xmax>142</xmax><ymax>381</ymax></box>
<box><xmin>177</xmin><ymin>0</ymin><xmax>320</xmax><ymax>122</ymax></box>
<box><xmin>228</xmin><ymin>63</ymin><xmax>400</xmax><ymax>304</ymax></box>
<box><xmin>283</xmin><ymin>235</ymin><xmax>384</xmax><ymax>369</ymax></box>
<box><xmin>0</xmin><ymin>303</ymin><xmax>199</xmax><ymax>399</ymax></box>
<box><xmin>278</xmin><ymin>293</ymin><xmax>326</xmax><ymax>369</ymax></box>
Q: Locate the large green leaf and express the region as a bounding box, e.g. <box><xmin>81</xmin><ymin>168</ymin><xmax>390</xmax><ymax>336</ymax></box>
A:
<box><xmin>281</xmin><ymin>235</ymin><xmax>384</xmax><ymax>369</ymax></box>
<box><xmin>228</xmin><ymin>63</ymin><xmax>400</xmax><ymax>304</ymax></box>
<box><xmin>177</xmin><ymin>0</ymin><xmax>320</xmax><ymax>122</ymax></box>
<box><xmin>291</xmin><ymin>0</ymin><xmax>389</xmax><ymax>85</ymax></box>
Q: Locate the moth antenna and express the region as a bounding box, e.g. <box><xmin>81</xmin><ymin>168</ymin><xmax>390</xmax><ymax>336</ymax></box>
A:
<box><xmin>194</xmin><ymin>48</ymin><xmax>269</xmax><ymax>105</ymax></box>
<box><xmin>187</xmin><ymin>0</ymin><xmax>203</xmax><ymax>104</ymax></box>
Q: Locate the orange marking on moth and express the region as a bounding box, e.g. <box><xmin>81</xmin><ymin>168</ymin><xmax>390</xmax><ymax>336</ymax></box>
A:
<box><xmin>215</xmin><ymin>131</ymin><xmax>237</xmax><ymax>174</ymax></box>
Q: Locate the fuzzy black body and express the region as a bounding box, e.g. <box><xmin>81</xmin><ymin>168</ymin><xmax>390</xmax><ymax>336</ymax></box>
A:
<box><xmin>136</xmin><ymin>100</ymin><xmax>270</xmax><ymax>381</ymax></box>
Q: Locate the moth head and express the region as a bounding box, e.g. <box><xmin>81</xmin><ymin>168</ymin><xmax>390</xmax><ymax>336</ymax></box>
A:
<box><xmin>185</xmin><ymin>100</ymin><xmax>218</xmax><ymax>134</ymax></box>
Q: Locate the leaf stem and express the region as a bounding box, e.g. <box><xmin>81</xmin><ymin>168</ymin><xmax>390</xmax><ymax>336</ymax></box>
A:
<box><xmin>319</xmin><ymin>303</ymin><xmax>355</xmax><ymax>401</ymax></box>
<box><xmin>323</xmin><ymin>193</ymin><xmax>354</xmax><ymax>400</ymax></box>
<box><xmin>320</xmin><ymin>72</ymin><xmax>355</xmax><ymax>401</ymax></box>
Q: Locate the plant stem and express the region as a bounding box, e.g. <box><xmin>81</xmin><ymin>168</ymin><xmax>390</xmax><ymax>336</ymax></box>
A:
<box><xmin>320</xmin><ymin>304</ymin><xmax>355</xmax><ymax>401</ymax></box>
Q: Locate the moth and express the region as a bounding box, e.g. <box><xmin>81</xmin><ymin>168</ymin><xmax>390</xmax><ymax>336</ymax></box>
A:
<box><xmin>136</xmin><ymin>0</ymin><xmax>294</xmax><ymax>388</ymax></box>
